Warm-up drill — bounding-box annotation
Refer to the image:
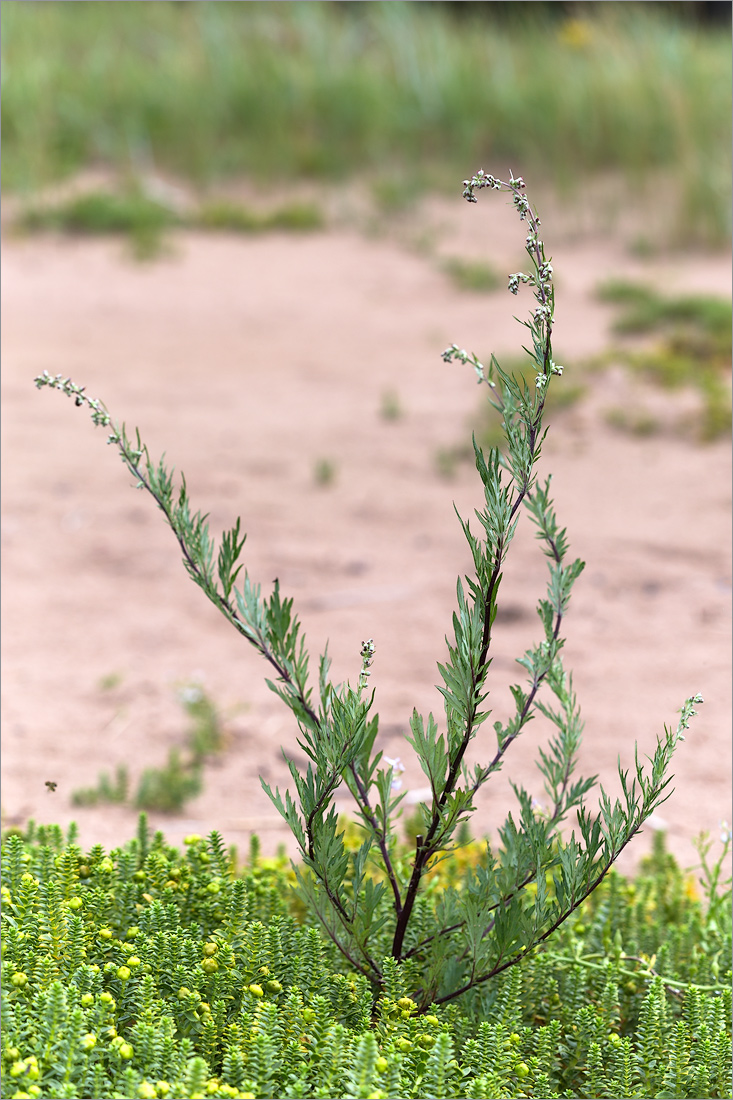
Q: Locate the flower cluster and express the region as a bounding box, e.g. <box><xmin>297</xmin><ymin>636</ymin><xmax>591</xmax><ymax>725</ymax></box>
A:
<box><xmin>461</xmin><ymin>168</ymin><xmax>503</xmax><ymax>202</ymax></box>
<box><xmin>507</xmin><ymin>271</ymin><xmax>535</xmax><ymax>296</ymax></box>
<box><xmin>34</xmin><ymin>370</ymin><xmax>113</xmax><ymax>430</ymax></box>
<box><xmin>358</xmin><ymin>638</ymin><xmax>375</xmax><ymax>693</ymax></box>
<box><xmin>458</xmin><ymin>173</ymin><xmax>561</xmax><ymax>391</ymax></box>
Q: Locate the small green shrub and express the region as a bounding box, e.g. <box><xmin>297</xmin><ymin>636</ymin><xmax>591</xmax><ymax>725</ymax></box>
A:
<box><xmin>379</xmin><ymin>390</ymin><xmax>403</xmax><ymax>422</ymax></box>
<box><xmin>179</xmin><ymin>685</ymin><xmax>225</xmax><ymax>765</ymax></box>
<box><xmin>36</xmin><ymin>170</ymin><xmax>703</xmax><ymax>1017</ymax></box>
<box><xmin>371</xmin><ymin>174</ymin><xmax>424</xmax><ymax>215</ymax></box>
<box><xmin>71</xmin><ymin>687</ymin><xmax>224</xmax><ymax>814</ymax></box>
<box><xmin>72</xmin><ymin>765</ymin><xmax>129</xmax><ymax>810</ymax></box>
<box><xmin>98</xmin><ymin>672</ymin><xmax>124</xmax><ymax>692</ymax></box>
<box><xmin>134</xmin><ymin>750</ymin><xmax>203</xmax><ymax>816</ymax></box>
<box><xmin>1</xmin><ymin>820</ymin><xmax>730</xmax><ymax>1099</ymax></box>
<box><xmin>604</xmin><ymin>407</ymin><xmax>660</xmax><ymax>438</ymax></box>
<box><xmin>432</xmin><ymin>443</ymin><xmax>473</xmax><ymax>480</ymax></box>
<box><xmin>313</xmin><ymin>458</ymin><xmax>338</xmax><ymax>487</ymax></box>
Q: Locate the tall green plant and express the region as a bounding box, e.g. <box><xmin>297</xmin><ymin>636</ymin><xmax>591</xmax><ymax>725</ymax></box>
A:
<box><xmin>35</xmin><ymin>170</ymin><xmax>701</xmax><ymax>1012</ymax></box>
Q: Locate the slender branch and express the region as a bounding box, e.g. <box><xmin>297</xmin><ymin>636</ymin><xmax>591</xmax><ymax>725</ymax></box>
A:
<box><xmin>392</xmin><ymin>177</ymin><xmax>556</xmax><ymax>962</ymax></box>
<box><xmin>125</xmin><ymin>449</ymin><xmax>323</xmax><ymax>732</ymax></box>
<box><xmin>431</xmin><ymin>838</ymin><xmax>629</xmax><ymax>1007</ymax></box>
<box><xmin>472</xmin><ymin>611</ymin><xmax>563</xmax><ymax>796</ymax></box>
<box><xmin>302</xmin><ymin>891</ymin><xmax>381</xmax><ymax>986</ymax></box>
<box><xmin>347</xmin><ymin>764</ymin><xmax>403</xmax><ymax>915</ymax></box>
<box><xmin>430</xmin><ymin>787</ymin><xmax>669</xmax><ymax>1010</ymax></box>
<box><xmin>304</xmin><ymin>773</ymin><xmax>342</xmax><ymax>864</ymax></box>
<box><xmin>540</xmin><ymin>950</ymin><xmax>728</xmax><ymax>999</ymax></box>
<box><xmin>403</xmin><ymin>742</ymin><xmax>576</xmax><ymax>962</ymax></box>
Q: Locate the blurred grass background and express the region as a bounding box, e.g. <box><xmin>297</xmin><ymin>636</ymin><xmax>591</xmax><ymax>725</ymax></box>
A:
<box><xmin>1</xmin><ymin>0</ymin><xmax>730</xmax><ymax>246</ymax></box>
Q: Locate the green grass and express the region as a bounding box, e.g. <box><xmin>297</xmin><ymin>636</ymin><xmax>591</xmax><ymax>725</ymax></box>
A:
<box><xmin>598</xmin><ymin>280</ymin><xmax>733</xmax><ymax>346</ymax></box>
<box><xmin>2</xmin><ymin>2</ymin><xmax>730</xmax><ymax>244</ymax></box>
<box><xmin>441</xmin><ymin>256</ymin><xmax>502</xmax><ymax>293</ymax></box>
<box><xmin>72</xmin><ymin>765</ymin><xmax>130</xmax><ymax>809</ymax></box>
<box><xmin>313</xmin><ymin>457</ymin><xmax>338</xmax><ymax>487</ymax></box>
<box><xmin>71</xmin><ymin>686</ymin><xmax>225</xmax><ymax>813</ymax></box>
<box><xmin>134</xmin><ymin>750</ymin><xmax>203</xmax><ymax>815</ymax></box>
<box><xmin>17</xmin><ymin>188</ymin><xmax>183</xmax><ymax>258</ymax></box>
<box><xmin>604</xmin><ymin>406</ymin><xmax>661</xmax><ymax>438</ymax></box>
<box><xmin>195</xmin><ymin>199</ymin><xmax>322</xmax><ymax>233</ymax></box>
<box><xmin>596</xmin><ymin>280</ymin><xmax>732</xmax><ymax>440</ymax></box>
<box><xmin>18</xmin><ymin>190</ymin><xmax>179</xmax><ymax>236</ymax></box>
<box><xmin>468</xmin><ymin>282</ymin><xmax>732</xmax><ymax>453</ymax></box>
<box><xmin>19</xmin><ymin>191</ymin><xmax>323</xmax><ymax>238</ymax></box>
<box><xmin>15</xmin><ymin>187</ymin><xmax>325</xmax><ymax>258</ymax></box>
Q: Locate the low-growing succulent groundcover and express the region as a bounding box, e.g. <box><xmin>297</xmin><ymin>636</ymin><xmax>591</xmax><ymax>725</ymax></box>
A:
<box><xmin>1</xmin><ymin>820</ymin><xmax>730</xmax><ymax>1100</ymax></box>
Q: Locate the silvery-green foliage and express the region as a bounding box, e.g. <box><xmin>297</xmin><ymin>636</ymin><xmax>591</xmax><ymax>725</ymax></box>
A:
<box><xmin>35</xmin><ymin>170</ymin><xmax>702</xmax><ymax>1012</ymax></box>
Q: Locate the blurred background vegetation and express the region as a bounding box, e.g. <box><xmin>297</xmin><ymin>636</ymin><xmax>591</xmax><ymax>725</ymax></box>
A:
<box><xmin>1</xmin><ymin>0</ymin><xmax>730</xmax><ymax>246</ymax></box>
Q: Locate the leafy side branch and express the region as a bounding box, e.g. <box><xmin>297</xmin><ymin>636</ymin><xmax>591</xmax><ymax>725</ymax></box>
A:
<box><xmin>35</xmin><ymin>169</ymin><xmax>701</xmax><ymax>1013</ymax></box>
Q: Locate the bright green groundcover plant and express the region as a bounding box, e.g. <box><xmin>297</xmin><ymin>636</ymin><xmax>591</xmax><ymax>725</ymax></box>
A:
<box><xmin>1</xmin><ymin>820</ymin><xmax>731</xmax><ymax>1099</ymax></box>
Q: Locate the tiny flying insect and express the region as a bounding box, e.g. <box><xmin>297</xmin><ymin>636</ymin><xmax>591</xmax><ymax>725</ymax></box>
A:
<box><xmin>45</xmin><ymin>780</ymin><xmax>58</xmax><ymax>792</ymax></box>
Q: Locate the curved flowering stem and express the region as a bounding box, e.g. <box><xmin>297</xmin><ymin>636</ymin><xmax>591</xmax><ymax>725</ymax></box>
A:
<box><xmin>34</xmin><ymin>372</ymin><xmax>320</xmax><ymax>729</ymax></box>
<box><xmin>392</xmin><ymin>173</ymin><xmax>565</xmax><ymax>961</ymax></box>
<box><xmin>33</xmin><ymin>369</ymin><xmax>390</xmax><ymax>985</ymax></box>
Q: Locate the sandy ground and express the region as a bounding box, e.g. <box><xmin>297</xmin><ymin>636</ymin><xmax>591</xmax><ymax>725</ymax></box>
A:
<box><xmin>2</xmin><ymin>187</ymin><xmax>731</xmax><ymax>877</ymax></box>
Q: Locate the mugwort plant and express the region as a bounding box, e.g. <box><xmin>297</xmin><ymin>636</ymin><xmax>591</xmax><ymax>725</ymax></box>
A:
<box><xmin>35</xmin><ymin>170</ymin><xmax>702</xmax><ymax>1013</ymax></box>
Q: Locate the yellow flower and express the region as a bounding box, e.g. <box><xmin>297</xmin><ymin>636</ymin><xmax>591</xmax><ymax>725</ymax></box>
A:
<box><xmin>684</xmin><ymin>876</ymin><xmax>699</xmax><ymax>902</ymax></box>
<box><xmin>558</xmin><ymin>19</ymin><xmax>593</xmax><ymax>49</ymax></box>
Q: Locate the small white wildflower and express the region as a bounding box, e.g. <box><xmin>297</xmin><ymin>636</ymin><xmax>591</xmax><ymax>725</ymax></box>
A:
<box><xmin>384</xmin><ymin>756</ymin><xmax>405</xmax><ymax>792</ymax></box>
<box><xmin>179</xmin><ymin>685</ymin><xmax>203</xmax><ymax>705</ymax></box>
